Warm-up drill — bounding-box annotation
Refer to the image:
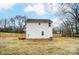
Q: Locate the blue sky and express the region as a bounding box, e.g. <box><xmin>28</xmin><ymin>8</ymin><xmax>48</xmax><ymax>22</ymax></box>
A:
<box><xmin>0</xmin><ymin>3</ymin><xmax>61</xmax><ymax>19</ymax></box>
<box><xmin>0</xmin><ymin>3</ymin><xmax>26</xmax><ymax>18</ymax></box>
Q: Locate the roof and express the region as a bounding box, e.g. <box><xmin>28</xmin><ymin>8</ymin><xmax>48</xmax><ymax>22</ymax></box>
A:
<box><xmin>26</xmin><ymin>19</ymin><xmax>52</xmax><ymax>23</ymax></box>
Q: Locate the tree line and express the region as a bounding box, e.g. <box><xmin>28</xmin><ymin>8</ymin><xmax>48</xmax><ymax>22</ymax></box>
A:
<box><xmin>0</xmin><ymin>15</ymin><xmax>27</xmax><ymax>33</ymax></box>
<box><xmin>56</xmin><ymin>3</ymin><xmax>79</xmax><ymax>37</ymax></box>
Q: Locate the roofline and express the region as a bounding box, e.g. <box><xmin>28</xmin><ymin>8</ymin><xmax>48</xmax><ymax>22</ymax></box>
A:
<box><xmin>26</xmin><ymin>19</ymin><xmax>52</xmax><ymax>23</ymax></box>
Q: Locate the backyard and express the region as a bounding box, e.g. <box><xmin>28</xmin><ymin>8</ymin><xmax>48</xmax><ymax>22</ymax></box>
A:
<box><xmin>0</xmin><ymin>33</ymin><xmax>79</xmax><ymax>55</ymax></box>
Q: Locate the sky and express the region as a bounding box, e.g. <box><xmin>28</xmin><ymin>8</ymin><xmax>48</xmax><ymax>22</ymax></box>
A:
<box><xmin>0</xmin><ymin>3</ymin><xmax>63</xmax><ymax>27</ymax></box>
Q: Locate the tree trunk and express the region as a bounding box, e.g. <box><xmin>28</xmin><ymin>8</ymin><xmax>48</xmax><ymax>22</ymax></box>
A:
<box><xmin>75</xmin><ymin>20</ymin><xmax>78</xmax><ymax>34</ymax></box>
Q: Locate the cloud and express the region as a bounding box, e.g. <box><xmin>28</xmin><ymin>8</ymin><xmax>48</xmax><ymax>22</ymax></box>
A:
<box><xmin>0</xmin><ymin>3</ymin><xmax>16</xmax><ymax>11</ymax></box>
<box><xmin>48</xmin><ymin>3</ymin><xmax>59</xmax><ymax>13</ymax></box>
<box><xmin>24</xmin><ymin>4</ymin><xmax>46</xmax><ymax>15</ymax></box>
<box><xmin>52</xmin><ymin>17</ymin><xmax>63</xmax><ymax>27</ymax></box>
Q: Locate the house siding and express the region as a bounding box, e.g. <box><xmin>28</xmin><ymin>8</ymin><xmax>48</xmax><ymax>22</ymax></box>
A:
<box><xmin>26</xmin><ymin>22</ymin><xmax>52</xmax><ymax>39</ymax></box>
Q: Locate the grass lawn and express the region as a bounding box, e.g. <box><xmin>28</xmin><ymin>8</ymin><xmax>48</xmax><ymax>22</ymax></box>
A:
<box><xmin>0</xmin><ymin>33</ymin><xmax>79</xmax><ymax>55</ymax></box>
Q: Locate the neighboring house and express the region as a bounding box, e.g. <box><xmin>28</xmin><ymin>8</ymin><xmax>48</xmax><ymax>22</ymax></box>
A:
<box><xmin>26</xmin><ymin>19</ymin><xmax>53</xmax><ymax>40</ymax></box>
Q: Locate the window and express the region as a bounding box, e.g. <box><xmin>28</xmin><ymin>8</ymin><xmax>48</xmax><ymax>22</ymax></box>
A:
<box><xmin>39</xmin><ymin>22</ymin><xmax>40</xmax><ymax>25</ymax></box>
<box><xmin>42</xmin><ymin>31</ymin><xmax>44</xmax><ymax>36</ymax></box>
<box><xmin>49</xmin><ymin>23</ymin><xmax>51</xmax><ymax>27</ymax></box>
<box><xmin>28</xmin><ymin>34</ymin><xmax>29</xmax><ymax>37</ymax></box>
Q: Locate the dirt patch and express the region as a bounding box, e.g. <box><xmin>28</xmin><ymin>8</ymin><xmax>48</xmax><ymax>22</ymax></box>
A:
<box><xmin>0</xmin><ymin>45</ymin><xmax>6</xmax><ymax>48</ymax></box>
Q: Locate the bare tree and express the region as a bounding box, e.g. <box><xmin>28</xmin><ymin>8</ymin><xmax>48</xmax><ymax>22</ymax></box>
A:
<box><xmin>3</xmin><ymin>19</ymin><xmax>7</xmax><ymax>28</ymax></box>
<box><xmin>10</xmin><ymin>18</ymin><xmax>16</xmax><ymax>31</ymax></box>
<box><xmin>60</xmin><ymin>17</ymin><xmax>74</xmax><ymax>36</ymax></box>
<box><xmin>14</xmin><ymin>15</ymin><xmax>27</xmax><ymax>33</ymax></box>
<box><xmin>58</xmin><ymin>3</ymin><xmax>79</xmax><ymax>35</ymax></box>
<box><xmin>0</xmin><ymin>19</ymin><xmax>3</xmax><ymax>31</ymax></box>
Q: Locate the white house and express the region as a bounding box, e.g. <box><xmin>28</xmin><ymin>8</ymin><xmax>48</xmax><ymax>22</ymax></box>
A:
<box><xmin>26</xmin><ymin>19</ymin><xmax>53</xmax><ymax>40</ymax></box>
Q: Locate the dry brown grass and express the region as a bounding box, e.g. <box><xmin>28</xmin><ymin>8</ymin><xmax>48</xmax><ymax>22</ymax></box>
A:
<box><xmin>0</xmin><ymin>33</ymin><xmax>79</xmax><ymax>55</ymax></box>
<box><xmin>0</xmin><ymin>32</ymin><xmax>25</xmax><ymax>38</ymax></box>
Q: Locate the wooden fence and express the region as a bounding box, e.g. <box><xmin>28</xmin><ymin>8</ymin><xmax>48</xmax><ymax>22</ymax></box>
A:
<box><xmin>53</xmin><ymin>34</ymin><xmax>61</xmax><ymax>38</ymax></box>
